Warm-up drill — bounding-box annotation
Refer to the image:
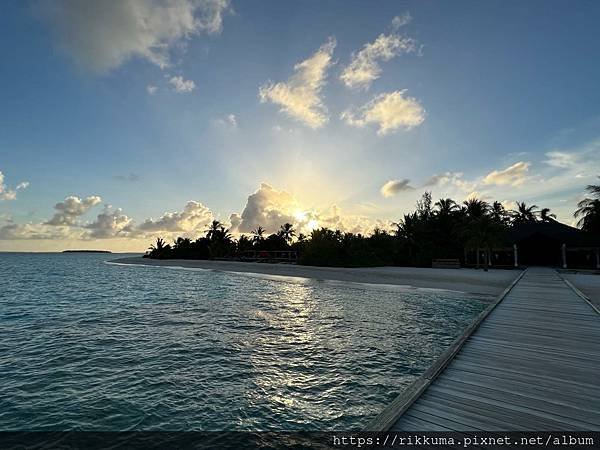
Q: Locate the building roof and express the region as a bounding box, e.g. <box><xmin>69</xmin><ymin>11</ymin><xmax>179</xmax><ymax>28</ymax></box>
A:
<box><xmin>508</xmin><ymin>220</ymin><xmax>600</xmax><ymax>247</ymax></box>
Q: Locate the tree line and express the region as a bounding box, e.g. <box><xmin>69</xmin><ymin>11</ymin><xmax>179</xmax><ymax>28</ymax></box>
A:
<box><xmin>145</xmin><ymin>178</ymin><xmax>600</xmax><ymax>267</ymax></box>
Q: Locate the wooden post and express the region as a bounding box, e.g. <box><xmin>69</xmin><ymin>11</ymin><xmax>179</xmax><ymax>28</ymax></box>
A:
<box><xmin>562</xmin><ymin>243</ymin><xmax>567</xmax><ymax>269</ymax></box>
<box><xmin>476</xmin><ymin>248</ymin><xmax>480</xmax><ymax>269</ymax></box>
<box><xmin>513</xmin><ymin>244</ymin><xmax>518</xmax><ymax>268</ymax></box>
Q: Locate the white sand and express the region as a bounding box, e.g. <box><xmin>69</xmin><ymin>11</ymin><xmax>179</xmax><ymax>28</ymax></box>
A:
<box><xmin>111</xmin><ymin>257</ymin><xmax>520</xmax><ymax>296</ymax></box>
<box><xmin>563</xmin><ymin>273</ymin><xmax>600</xmax><ymax>310</ymax></box>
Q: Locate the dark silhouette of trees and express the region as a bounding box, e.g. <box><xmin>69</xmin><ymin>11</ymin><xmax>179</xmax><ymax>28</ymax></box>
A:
<box><xmin>145</xmin><ymin>181</ymin><xmax>598</xmax><ymax>267</ymax></box>
<box><xmin>512</xmin><ymin>201</ymin><xmax>539</xmax><ymax>224</ymax></box>
<box><xmin>574</xmin><ymin>177</ymin><xmax>600</xmax><ymax>233</ymax></box>
<box><xmin>251</xmin><ymin>226</ymin><xmax>265</xmax><ymax>248</ymax></box>
<box><xmin>540</xmin><ymin>208</ymin><xmax>556</xmax><ymax>222</ymax></box>
<box><xmin>278</xmin><ymin>223</ymin><xmax>296</xmax><ymax>244</ymax></box>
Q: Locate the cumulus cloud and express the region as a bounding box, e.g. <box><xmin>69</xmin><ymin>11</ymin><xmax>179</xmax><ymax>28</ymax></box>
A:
<box><xmin>482</xmin><ymin>161</ymin><xmax>531</xmax><ymax>187</ymax></box>
<box><xmin>340</xmin><ymin>22</ymin><xmax>416</xmax><ymax>89</ymax></box>
<box><xmin>84</xmin><ymin>205</ymin><xmax>134</xmax><ymax>239</ymax></box>
<box><xmin>146</xmin><ymin>85</ymin><xmax>158</xmax><ymax>95</ymax></box>
<box><xmin>169</xmin><ymin>75</ymin><xmax>196</xmax><ymax>93</ymax></box>
<box><xmin>138</xmin><ymin>200</ymin><xmax>213</xmax><ymax>233</ymax></box>
<box><xmin>38</xmin><ymin>0</ymin><xmax>230</xmax><ymax>73</ymax></box>
<box><xmin>341</xmin><ymin>90</ymin><xmax>424</xmax><ymax>135</ymax></box>
<box><xmin>259</xmin><ymin>38</ymin><xmax>336</xmax><ymax>128</ymax></box>
<box><xmin>45</xmin><ymin>195</ymin><xmax>102</xmax><ymax>226</ymax></box>
<box><xmin>314</xmin><ymin>205</ymin><xmax>387</xmax><ymax>235</ymax></box>
<box><xmin>422</xmin><ymin>171</ymin><xmax>475</xmax><ymax>191</ymax></box>
<box><xmin>229</xmin><ymin>183</ymin><xmax>386</xmax><ymax>236</ymax></box>
<box><xmin>229</xmin><ymin>183</ymin><xmax>298</xmax><ymax>233</ymax></box>
<box><xmin>380</xmin><ymin>179</ymin><xmax>414</xmax><ymax>197</ymax></box>
<box><xmin>0</xmin><ymin>171</ymin><xmax>29</xmax><ymax>201</ymax></box>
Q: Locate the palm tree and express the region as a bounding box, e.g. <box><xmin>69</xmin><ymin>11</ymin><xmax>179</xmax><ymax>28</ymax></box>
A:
<box><xmin>490</xmin><ymin>201</ymin><xmax>509</xmax><ymax>225</ymax></box>
<box><xmin>278</xmin><ymin>223</ymin><xmax>296</xmax><ymax>244</ymax></box>
<box><xmin>462</xmin><ymin>198</ymin><xmax>489</xmax><ymax>219</ymax></box>
<box><xmin>205</xmin><ymin>220</ymin><xmax>223</xmax><ymax>240</ymax></box>
<box><xmin>512</xmin><ymin>201</ymin><xmax>539</xmax><ymax>224</ymax></box>
<box><xmin>435</xmin><ymin>198</ymin><xmax>458</xmax><ymax>216</ymax></box>
<box><xmin>148</xmin><ymin>237</ymin><xmax>171</xmax><ymax>258</ymax></box>
<box><xmin>540</xmin><ymin>207</ymin><xmax>556</xmax><ymax>222</ymax></box>
<box><xmin>574</xmin><ymin>177</ymin><xmax>600</xmax><ymax>232</ymax></box>
<box><xmin>149</xmin><ymin>237</ymin><xmax>166</xmax><ymax>252</ymax></box>
<box><xmin>251</xmin><ymin>226</ymin><xmax>265</xmax><ymax>245</ymax></box>
<box><xmin>464</xmin><ymin>216</ymin><xmax>504</xmax><ymax>271</ymax></box>
<box><xmin>393</xmin><ymin>213</ymin><xmax>420</xmax><ymax>260</ymax></box>
<box><xmin>210</xmin><ymin>226</ymin><xmax>232</xmax><ymax>244</ymax></box>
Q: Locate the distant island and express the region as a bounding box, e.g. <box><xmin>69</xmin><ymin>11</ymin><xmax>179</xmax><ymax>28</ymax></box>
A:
<box><xmin>62</xmin><ymin>250</ymin><xmax>112</xmax><ymax>253</ymax></box>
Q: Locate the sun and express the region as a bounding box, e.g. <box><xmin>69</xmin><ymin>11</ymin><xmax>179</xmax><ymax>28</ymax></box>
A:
<box><xmin>294</xmin><ymin>209</ymin><xmax>307</xmax><ymax>222</ymax></box>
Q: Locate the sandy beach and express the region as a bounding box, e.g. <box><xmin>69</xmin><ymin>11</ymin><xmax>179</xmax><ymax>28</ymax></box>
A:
<box><xmin>562</xmin><ymin>272</ymin><xmax>600</xmax><ymax>310</ymax></box>
<box><xmin>111</xmin><ymin>256</ymin><xmax>521</xmax><ymax>296</ymax></box>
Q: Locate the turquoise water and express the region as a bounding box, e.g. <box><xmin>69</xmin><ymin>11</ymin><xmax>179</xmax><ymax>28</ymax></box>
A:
<box><xmin>0</xmin><ymin>253</ymin><xmax>487</xmax><ymax>431</ymax></box>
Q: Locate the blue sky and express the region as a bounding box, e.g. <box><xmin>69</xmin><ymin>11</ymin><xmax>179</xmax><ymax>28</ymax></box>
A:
<box><xmin>1</xmin><ymin>0</ymin><xmax>599</xmax><ymax>251</ymax></box>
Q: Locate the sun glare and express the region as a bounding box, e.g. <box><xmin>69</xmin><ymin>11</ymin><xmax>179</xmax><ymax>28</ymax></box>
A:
<box><xmin>294</xmin><ymin>210</ymin><xmax>307</xmax><ymax>222</ymax></box>
<box><xmin>306</xmin><ymin>219</ymin><xmax>319</xmax><ymax>231</ymax></box>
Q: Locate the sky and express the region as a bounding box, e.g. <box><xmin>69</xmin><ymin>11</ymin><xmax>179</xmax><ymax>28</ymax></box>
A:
<box><xmin>1</xmin><ymin>0</ymin><xmax>600</xmax><ymax>252</ymax></box>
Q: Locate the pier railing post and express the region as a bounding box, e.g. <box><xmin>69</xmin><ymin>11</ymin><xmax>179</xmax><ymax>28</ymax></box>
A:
<box><xmin>562</xmin><ymin>243</ymin><xmax>567</xmax><ymax>269</ymax></box>
<box><xmin>513</xmin><ymin>244</ymin><xmax>518</xmax><ymax>268</ymax></box>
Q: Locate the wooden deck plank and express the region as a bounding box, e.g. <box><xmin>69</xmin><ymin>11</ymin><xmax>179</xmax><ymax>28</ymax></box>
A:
<box><xmin>368</xmin><ymin>267</ymin><xmax>600</xmax><ymax>432</ymax></box>
<box><xmin>431</xmin><ymin>378</ymin><xmax>600</xmax><ymax>426</ymax></box>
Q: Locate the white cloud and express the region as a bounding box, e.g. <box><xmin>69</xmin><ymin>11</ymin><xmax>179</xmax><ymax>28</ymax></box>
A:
<box><xmin>213</xmin><ymin>113</ymin><xmax>238</xmax><ymax>129</ymax></box>
<box><xmin>45</xmin><ymin>195</ymin><xmax>102</xmax><ymax>226</ymax></box>
<box><xmin>225</xmin><ymin>114</ymin><xmax>237</xmax><ymax>128</ymax></box>
<box><xmin>315</xmin><ymin>205</ymin><xmax>388</xmax><ymax>235</ymax></box>
<box><xmin>340</xmin><ymin>29</ymin><xmax>416</xmax><ymax>89</ymax></box>
<box><xmin>146</xmin><ymin>84</ymin><xmax>158</xmax><ymax>95</ymax></box>
<box><xmin>0</xmin><ymin>222</ymin><xmax>79</xmax><ymax>240</ymax></box>
<box><xmin>229</xmin><ymin>183</ymin><xmax>299</xmax><ymax>233</ymax></box>
<box><xmin>85</xmin><ymin>205</ymin><xmax>134</xmax><ymax>239</ymax></box>
<box><xmin>380</xmin><ymin>179</ymin><xmax>414</xmax><ymax>197</ymax></box>
<box><xmin>138</xmin><ymin>200</ymin><xmax>213</xmax><ymax>233</ymax></box>
<box><xmin>259</xmin><ymin>38</ymin><xmax>336</xmax><ymax>128</ymax></box>
<box><xmin>482</xmin><ymin>161</ymin><xmax>531</xmax><ymax>187</ymax></box>
<box><xmin>0</xmin><ymin>173</ymin><xmax>15</xmax><ymax>201</ymax></box>
<box><xmin>38</xmin><ymin>0</ymin><xmax>230</xmax><ymax>73</ymax></box>
<box><xmin>341</xmin><ymin>90</ymin><xmax>425</xmax><ymax>135</ymax></box>
<box><xmin>0</xmin><ymin>171</ymin><xmax>29</xmax><ymax>201</ymax></box>
<box><xmin>169</xmin><ymin>75</ymin><xmax>196</xmax><ymax>93</ymax></box>
<box><xmin>229</xmin><ymin>183</ymin><xmax>386</xmax><ymax>236</ymax></box>
<box><xmin>544</xmin><ymin>151</ymin><xmax>577</xmax><ymax>169</ymax></box>
<box><xmin>422</xmin><ymin>171</ymin><xmax>476</xmax><ymax>193</ymax></box>
<box><xmin>391</xmin><ymin>12</ymin><xmax>412</xmax><ymax>30</ymax></box>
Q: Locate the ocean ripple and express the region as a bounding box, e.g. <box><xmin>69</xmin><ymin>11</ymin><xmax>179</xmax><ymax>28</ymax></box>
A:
<box><xmin>0</xmin><ymin>253</ymin><xmax>487</xmax><ymax>430</ymax></box>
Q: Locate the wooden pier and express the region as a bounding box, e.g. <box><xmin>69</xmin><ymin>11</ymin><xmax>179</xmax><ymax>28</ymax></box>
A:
<box><xmin>368</xmin><ymin>267</ymin><xmax>600</xmax><ymax>431</ymax></box>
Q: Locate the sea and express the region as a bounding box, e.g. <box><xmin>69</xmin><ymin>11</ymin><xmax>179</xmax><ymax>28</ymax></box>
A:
<box><xmin>0</xmin><ymin>252</ymin><xmax>488</xmax><ymax>431</ymax></box>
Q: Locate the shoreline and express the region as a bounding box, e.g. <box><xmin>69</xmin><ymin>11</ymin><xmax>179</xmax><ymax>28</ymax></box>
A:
<box><xmin>111</xmin><ymin>256</ymin><xmax>521</xmax><ymax>296</ymax></box>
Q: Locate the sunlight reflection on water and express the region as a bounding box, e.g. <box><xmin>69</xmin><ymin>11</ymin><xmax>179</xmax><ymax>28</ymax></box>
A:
<box><xmin>0</xmin><ymin>253</ymin><xmax>488</xmax><ymax>430</ymax></box>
